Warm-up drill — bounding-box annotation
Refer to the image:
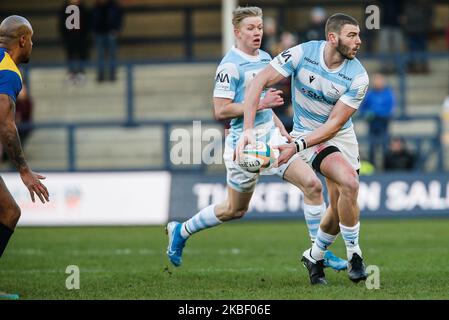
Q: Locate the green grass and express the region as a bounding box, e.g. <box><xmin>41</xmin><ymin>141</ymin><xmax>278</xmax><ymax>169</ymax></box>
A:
<box><xmin>1</xmin><ymin>219</ymin><xmax>449</xmax><ymax>299</ymax></box>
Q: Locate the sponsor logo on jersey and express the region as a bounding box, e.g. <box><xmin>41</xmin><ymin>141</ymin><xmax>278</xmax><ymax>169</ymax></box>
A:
<box><xmin>356</xmin><ymin>84</ymin><xmax>369</xmax><ymax>100</ymax></box>
<box><xmin>215</xmin><ymin>72</ymin><xmax>230</xmax><ymax>83</ymax></box>
<box><xmin>304</xmin><ymin>57</ymin><xmax>319</xmax><ymax>65</ymax></box>
<box><xmin>281</xmin><ymin>50</ymin><xmax>292</xmax><ymax>63</ymax></box>
<box><xmin>338</xmin><ymin>72</ymin><xmax>352</xmax><ymax>81</ymax></box>
<box><xmin>326</xmin><ymin>83</ymin><xmax>342</xmax><ymax>100</ymax></box>
<box><xmin>301</xmin><ymin>87</ymin><xmax>334</xmax><ymax>105</ymax></box>
<box><xmin>331</xmin><ymin>83</ymin><xmax>340</xmax><ymax>94</ymax></box>
<box><xmin>309</xmin><ymin>75</ymin><xmax>315</xmax><ymax>83</ymax></box>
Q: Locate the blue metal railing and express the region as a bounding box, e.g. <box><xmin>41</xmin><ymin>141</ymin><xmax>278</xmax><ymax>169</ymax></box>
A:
<box><xmin>13</xmin><ymin>115</ymin><xmax>443</xmax><ymax>173</ymax></box>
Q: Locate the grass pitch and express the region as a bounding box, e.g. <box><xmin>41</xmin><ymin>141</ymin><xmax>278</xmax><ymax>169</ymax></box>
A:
<box><xmin>1</xmin><ymin>219</ymin><xmax>449</xmax><ymax>300</ymax></box>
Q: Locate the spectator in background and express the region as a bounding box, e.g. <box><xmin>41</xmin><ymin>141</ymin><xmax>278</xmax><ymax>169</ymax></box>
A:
<box><xmin>92</xmin><ymin>0</ymin><xmax>124</xmax><ymax>82</ymax></box>
<box><xmin>270</xmin><ymin>31</ymin><xmax>298</xmax><ymax>132</ymax></box>
<box><xmin>302</xmin><ymin>6</ymin><xmax>327</xmax><ymax>42</ymax></box>
<box><xmin>446</xmin><ymin>22</ymin><xmax>449</xmax><ymax>50</ymax></box>
<box><xmin>384</xmin><ymin>136</ymin><xmax>416</xmax><ymax>171</ymax></box>
<box><xmin>59</xmin><ymin>0</ymin><xmax>91</xmax><ymax>85</ymax></box>
<box><xmin>403</xmin><ymin>0</ymin><xmax>433</xmax><ymax>74</ymax></box>
<box><xmin>359</xmin><ymin>73</ymin><xmax>395</xmax><ymax>166</ymax></box>
<box><xmin>442</xmin><ymin>21</ymin><xmax>449</xmax><ymax>139</ymax></box>
<box><xmin>377</xmin><ymin>0</ymin><xmax>404</xmax><ymax>73</ymax></box>
<box><xmin>260</xmin><ymin>16</ymin><xmax>278</xmax><ymax>57</ymax></box>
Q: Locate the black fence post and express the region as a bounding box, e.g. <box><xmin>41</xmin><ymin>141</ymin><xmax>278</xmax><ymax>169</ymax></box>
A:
<box><xmin>184</xmin><ymin>7</ymin><xmax>193</xmax><ymax>61</ymax></box>
<box><xmin>126</xmin><ymin>63</ymin><xmax>134</xmax><ymax>125</ymax></box>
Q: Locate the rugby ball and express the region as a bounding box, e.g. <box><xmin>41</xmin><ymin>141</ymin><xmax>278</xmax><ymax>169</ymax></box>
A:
<box><xmin>238</xmin><ymin>141</ymin><xmax>277</xmax><ymax>173</ymax></box>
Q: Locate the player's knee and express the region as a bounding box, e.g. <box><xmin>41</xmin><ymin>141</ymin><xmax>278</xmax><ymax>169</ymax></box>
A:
<box><xmin>340</xmin><ymin>175</ymin><xmax>359</xmax><ymax>198</ymax></box>
<box><xmin>304</xmin><ymin>176</ymin><xmax>322</xmax><ymax>197</ymax></box>
<box><xmin>5</xmin><ymin>204</ymin><xmax>21</xmax><ymax>226</ymax></box>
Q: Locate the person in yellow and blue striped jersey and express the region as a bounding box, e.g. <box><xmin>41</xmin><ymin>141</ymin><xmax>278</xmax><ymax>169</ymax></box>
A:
<box><xmin>0</xmin><ymin>15</ymin><xmax>50</xmax><ymax>300</ymax></box>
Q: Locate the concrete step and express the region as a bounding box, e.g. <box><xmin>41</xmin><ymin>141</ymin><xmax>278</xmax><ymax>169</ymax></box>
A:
<box><xmin>354</xmin><ymin>118</ymin><xmax>440</xmax><ymax>137</ymax></box>
<box><xmin>76</xmin><ymin>127</ymin><xmax>164</xmax><ymax>169</ymax></box>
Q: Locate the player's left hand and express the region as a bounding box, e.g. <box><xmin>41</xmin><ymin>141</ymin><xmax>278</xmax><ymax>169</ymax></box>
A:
<box><xmin>20</xmin><ymin>169</ymin><xmax>50</xmax><ymax>203</ymax></box>
<box><xmin>273</xmin><ymin>143</ymin><xmax>296</xmax><ymax>167</ymax></box>
<box><xmin>234</xmin><ymin>129</ymin><xmax>256</xmax><ymax>163</ymax></box>
<box><xmin>258</xmin><ymin>88</ymin><xmax>284</xmax><ymax>110</ymax></box>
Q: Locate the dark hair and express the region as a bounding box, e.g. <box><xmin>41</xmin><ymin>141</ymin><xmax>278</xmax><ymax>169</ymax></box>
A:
<box><xmin>325</xmin><ymin>13</ymin><xmax>359</xmax><ymax>39</ymax></box>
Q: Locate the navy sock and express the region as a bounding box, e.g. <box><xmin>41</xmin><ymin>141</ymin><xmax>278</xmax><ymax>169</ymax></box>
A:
<box><xmin>0</xmin><ymin>223</ymin><xmax>14</xmax><ymax>258</ymax></box>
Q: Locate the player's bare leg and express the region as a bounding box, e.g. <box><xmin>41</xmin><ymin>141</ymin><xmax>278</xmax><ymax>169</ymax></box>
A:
<box><xmin>319</xmin><ymin>178</ymin><xmax>341</xmax><ymax>235</ymax></box>
<box><xmin>214</xmin><ymin>186</ymin><xmax>253</xmax><ymax>221</ymax></box>
<box><xmin>166</xmin><ymin>186</ymin><xmax>253</xmax><ymax>267</ymax></box>
<box><xmin>0</xmin><ymin>177</ymin><xmax>21</xmax><ymax>299</ymax></box>
<box><xmin>318</xmin><ymin>152</ymin><xmax>367</xmax><ymax>282</ymax></box>
<box><xmin>283</xmin><ymin>158</ymin><xmax>346</xmax><ymax>271</ymax></box>
<box><xmin>0</xmin><ymin>177</ymin><xmax>21</xmax><ymax>257</ymax></box>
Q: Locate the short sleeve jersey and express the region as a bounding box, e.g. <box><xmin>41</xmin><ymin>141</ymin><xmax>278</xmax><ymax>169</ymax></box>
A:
<box><xmin>270</xmin><ymin>40</ymin><xmax>369</xmax><ymax>132</ymax></box>
<box><xmin>0</xmin><ymin>48</ymin><xmax>22</xmax><ymax>103</ymax></box>
<box><xmin>213</xmin><ymin>46</ymin><xmax>273</xmax><ymax>135</ymax></box>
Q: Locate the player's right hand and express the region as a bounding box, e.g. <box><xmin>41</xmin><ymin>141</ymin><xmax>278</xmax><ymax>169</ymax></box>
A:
<box><xmin>20</xmin><ymin>169</ymin><xmax>50</xmax><ymax>203</ymax></box>
<box><xmin>258</xmin><ymin>88</ymin><xmax>284</xmax><ymax>110</ymax></box>
<box><xmin>234</xmin><ymin>129</ymin><xmax>256</xmax><ymax>163</ymax></box>
<box><xmin>273</xmin><ymin>142</ymin><xmax>296</xmax><ymax>167</ymax></box>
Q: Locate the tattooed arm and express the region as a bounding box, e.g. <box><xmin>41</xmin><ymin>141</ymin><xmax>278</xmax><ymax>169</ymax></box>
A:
<box><xmin>0</xmin><ymin>94</ymin><xmax>49</xmax><ymax>203</ymax></box>
<box><xmin>0</xmin><ymin>94</ymin><xmax>27</xmax><ymax>171</ymax></box>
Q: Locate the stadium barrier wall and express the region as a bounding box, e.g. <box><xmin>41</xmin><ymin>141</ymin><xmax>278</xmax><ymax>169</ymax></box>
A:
<box><xmin>4</xmin><ymin>171</ymin><xmax>449</xmax><ymax>227</ymax></box>
<box><xmin>169</xmin><ymin>172</ymin><xmax>449</xmax><ymax>220</ymax></box>
<box><xmin>3</xmin><ymin>172</ymin><xmax>171</xmax><ymax>226</ymax></box>
<box><xmin>12</xmin><ymin>117</ymin><xmax>445</xmax><ymax>172</ymax></box>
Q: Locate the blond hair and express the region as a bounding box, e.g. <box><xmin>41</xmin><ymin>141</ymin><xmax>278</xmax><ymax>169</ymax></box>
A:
<box><xmin>232</xmin><ymin>6</ymin><xmax>263</xmax><ymax>28</ymax></box>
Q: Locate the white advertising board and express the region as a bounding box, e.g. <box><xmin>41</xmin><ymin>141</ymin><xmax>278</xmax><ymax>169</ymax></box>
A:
<box><xmin>1</xmin><ymin>172</ymin><xmax>171</xmax><ymax>226</ymax></box>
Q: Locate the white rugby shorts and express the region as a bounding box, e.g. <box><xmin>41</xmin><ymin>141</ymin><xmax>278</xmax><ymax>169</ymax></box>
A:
<box><xmin>291</xmin><ymin>126</ymin><xmax>360</xmax><ymax>172</ymax></box>
<box><xmin>223</xmin><ymin>122</ymin><xmax>299</xmax><ymax>193</ymax></box>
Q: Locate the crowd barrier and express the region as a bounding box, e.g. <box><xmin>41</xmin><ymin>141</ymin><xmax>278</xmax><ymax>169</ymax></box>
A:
<box><xmin>2</xmin><ymin>171</ymin><xmax>447</xmax><ymax>227</ymax></box>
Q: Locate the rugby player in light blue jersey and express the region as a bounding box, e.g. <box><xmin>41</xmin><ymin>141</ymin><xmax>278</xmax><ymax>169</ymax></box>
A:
<box><xmin>240</xmin><ymin>13</ymin><xmax>369</xmax><ymax>284</ymax></box>
<box><xmin>166</xmin><ymin>6</ymin><xmax>346</xmax><ymax>272</ymax></box>
<box><xmin>0</xmin><ymin>15</ymin><xmax>50</xmax><ymax>300</ymax></box>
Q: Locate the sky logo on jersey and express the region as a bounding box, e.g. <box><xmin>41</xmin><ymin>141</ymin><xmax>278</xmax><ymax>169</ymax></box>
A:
<box><xmin>300</xmin><ymin>87</ymin><xmax>335</xmax><ymax>105</ymax></box>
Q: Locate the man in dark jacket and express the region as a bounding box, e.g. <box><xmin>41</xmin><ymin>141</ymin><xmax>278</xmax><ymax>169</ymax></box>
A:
<box><xmin>402</xmin><ymin>0</ymin><xmax>433</xmax><ymax>73</ymax></box>
<box><xmin>92</xmin><ymin>0</ymin><xmax>123</xmax><ymax>82</ymax></box>
<box><xmin>59</xmin><ymin>0</ymin><xmax>91</xmax><ymax>84</ymax></box>
<box><xmin>384</xmin><ymin>136</ymin><xmax>416</xmax><ymax>171</ymax></box>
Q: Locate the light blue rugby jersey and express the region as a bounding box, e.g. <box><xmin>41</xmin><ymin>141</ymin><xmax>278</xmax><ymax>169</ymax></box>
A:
<box><xmin>270</xmin><ymin>40</ymin><xmax>369</xmax><ymax>132</ymax></box>
<box><xmin>213</xmin><ymin>46</ymin><xmax>273</xmax><ymax>147</ymax></box>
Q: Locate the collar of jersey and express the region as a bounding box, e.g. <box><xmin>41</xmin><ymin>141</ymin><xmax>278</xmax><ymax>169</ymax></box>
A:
<box><xmin>319</xmin><ymin>41</ymin><xmax>347</xmax><ymax>73</ymax></box>
<box><xmin>0</xmin><ymin>47</ymin><xmax>6</xmax><ymax>60</ymax></box>
<box><xmin>231</xmin><ymin>46</ymin><xmax>261</xmax><ymax>62</ymax></box>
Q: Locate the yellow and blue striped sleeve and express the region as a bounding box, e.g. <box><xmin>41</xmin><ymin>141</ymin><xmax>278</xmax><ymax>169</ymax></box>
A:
<box><xmin>0</xmin><ymin>69</ymin><xmax>22</xmax><ymax>103</ymax></box>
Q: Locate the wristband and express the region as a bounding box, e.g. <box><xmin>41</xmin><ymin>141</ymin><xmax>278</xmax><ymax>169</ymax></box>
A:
<box><xmin>294</xmin><ymin>138</ymin><xmax>307</xmax><ymax>153</ymax></box>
